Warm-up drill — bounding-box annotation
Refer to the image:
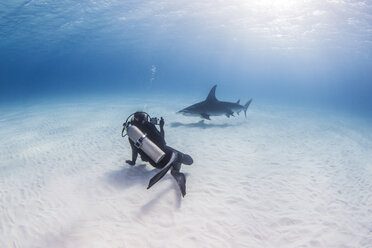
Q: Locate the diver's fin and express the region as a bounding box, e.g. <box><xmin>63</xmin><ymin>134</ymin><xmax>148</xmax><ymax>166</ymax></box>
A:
<box><xmin>201</xmin><ymin>113</ymin><xmax>210</xmax><ymax>120</ymax></box>
<box><xmin>171</xmin><ymin>169</ymin><xmax>186</xmax><ymax>197</ymax></box>
<box><xmin>147</xmin><ymin>152</ymin><xmax>177</xmax><ymax>189</ymax></box>
<box><xmin>205</xmin><ymin>85</ymin><xmax>218</xmax><ymax>102</ymax></box>
<box><xmin>181</xmin><ymin>154</ymin><xmax>193</xmax><ymax>165</ymax></box>
<box><xmin>147</xmin><ymin>163</ymin><xmax>172</xmax><ymax>189</ymax></box>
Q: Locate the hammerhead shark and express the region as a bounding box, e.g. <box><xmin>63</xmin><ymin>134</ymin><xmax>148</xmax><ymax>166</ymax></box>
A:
<box><xmin>178</xmin><ymin>85</ymin><xmax>252</xmax><ymax>120</ymax></box>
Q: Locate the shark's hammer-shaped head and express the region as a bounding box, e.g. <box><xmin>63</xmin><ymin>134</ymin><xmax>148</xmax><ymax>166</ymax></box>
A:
<box><xmin>177</xmin><ymin>103</ymin><xmax>201</xmax><ymax>117</ymax></box>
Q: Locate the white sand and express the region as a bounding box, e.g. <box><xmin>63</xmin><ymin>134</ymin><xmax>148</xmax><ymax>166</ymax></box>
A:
<box><xmin>0</xmin><ymin>96</ymin><xmax>371</xmax><ymax>248</ymax></box>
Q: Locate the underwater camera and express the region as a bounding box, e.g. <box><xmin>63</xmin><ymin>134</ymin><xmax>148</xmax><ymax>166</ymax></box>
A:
<box><xmin>150</xmin><ymin>117</ymin><xmax>159</xmax><ymax>125</ymax></box>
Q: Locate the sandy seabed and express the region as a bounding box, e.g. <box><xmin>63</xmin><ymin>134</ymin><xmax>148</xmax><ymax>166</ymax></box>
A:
<box><xmin>0</xmin><ymin>96</ymin><xmax>371</xmax><ymax>248</ymax></box>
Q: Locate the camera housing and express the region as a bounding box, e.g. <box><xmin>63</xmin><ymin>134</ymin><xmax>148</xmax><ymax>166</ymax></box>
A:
<box><xmin>150</xmin><ymin>117</ymin><xmax>159</xmax><ymax>125</ymax></box>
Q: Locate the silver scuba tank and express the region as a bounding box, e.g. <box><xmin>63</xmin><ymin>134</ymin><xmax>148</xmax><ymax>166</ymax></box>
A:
<box><xmin>127</xmin><ymin>125</ymin><xmax>166</xmax><ymax>163</ymax></box>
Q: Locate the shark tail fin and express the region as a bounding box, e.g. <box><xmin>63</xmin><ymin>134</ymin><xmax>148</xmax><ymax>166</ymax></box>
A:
<box><xmin>244</xmin><ymin>99</ymin><xmax>252</xmax><ymax>118</ymax></box>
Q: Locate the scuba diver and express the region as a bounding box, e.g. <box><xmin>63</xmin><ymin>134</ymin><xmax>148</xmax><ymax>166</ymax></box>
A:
<box><xmin>122</xmin><ymin>111</ymin><xmax>193</xmax><ymax>197</ymax></box>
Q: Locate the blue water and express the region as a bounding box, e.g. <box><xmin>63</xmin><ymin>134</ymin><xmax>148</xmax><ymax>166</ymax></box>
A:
<box><xmin>1</xmin><ymin>1</ymin><xmax>371</xmax><ymax>118</ymax></box>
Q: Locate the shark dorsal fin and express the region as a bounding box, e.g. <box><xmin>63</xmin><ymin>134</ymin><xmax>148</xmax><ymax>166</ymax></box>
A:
<box><xmin>206</xmin><ymin>85</ymin><xmax>218</xmax><ymax>102</ymax></box>
<box><xmin>236</xmin><ymin>99</ymin><xmax>240</xmax><ymax>104</ymax></box>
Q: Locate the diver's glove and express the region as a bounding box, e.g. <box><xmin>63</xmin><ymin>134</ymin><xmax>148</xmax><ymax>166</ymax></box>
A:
<box><xmin>160</xmin><ymin>117</ymin><xmax>164</xmax><ymax>128</ymax></box>
<box><xmin>125</xmin><ymin>160</ymin><xmax>135</xmax><ymax>166</ymax></box>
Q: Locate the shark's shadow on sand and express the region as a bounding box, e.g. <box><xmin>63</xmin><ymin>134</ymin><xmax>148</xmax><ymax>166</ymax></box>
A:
<box><xmin>170</xmin><ymin>120</ymin><xmax>234</xmax><ymax>129</ymax></box>
<box><xmin>106</xmin><ymin>164</ymin><xmax>184</xmax><ymax>209</ymax></box>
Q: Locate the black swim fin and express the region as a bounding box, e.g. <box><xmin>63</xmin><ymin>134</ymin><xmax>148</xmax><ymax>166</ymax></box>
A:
<box><xmin>147</xmin><ymin>163</ymin><xmax>172</xmax><ymax>189</ymax></box>
<box><xmin>147</xmin><ymin>152</ymin><xmax>177</xmax><ymax>189</ymax></box>
<box><xmin>171</xmin><ymin>169</ymin><xmax>186</xmax><ymax>197</ymax></box>
<box><xmin>181</xmin><ymin>154</ymin><xmax>193</xmax><ymax>165</ymax></box>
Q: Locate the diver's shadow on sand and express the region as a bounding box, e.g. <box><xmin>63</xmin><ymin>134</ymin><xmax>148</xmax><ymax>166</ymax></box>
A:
<box><xmin>140</xmin><ymin>181</ymin><xmax>182</xmax><ymax>214</ymax></box>
<box><xmin>170</xmin><ymin>120</ymin><xmax>233</xmax><ymax>129</ymax></box>
<box><xmin>141</xmin><ymin>172</ymin><xmax>189</xmax><ymax>212</ymax></box>
<box><xmin>106</xmin><ymin>164</ymin><xmax>155</xmax><ymax>190</ymax></box>
<box><xmin>106</xmin><ymin>164</ymin><xmax>186</xmax><ymax>210</ymax></box>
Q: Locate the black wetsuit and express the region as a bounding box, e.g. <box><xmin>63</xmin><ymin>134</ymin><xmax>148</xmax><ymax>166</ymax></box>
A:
<box><xmin>128</xmin><ymin>120</ymin><xmax>173</xmax><ymax>169</ymax></box>
<box><xmin>127</xmin><ymin>118</ymin><xmax>193</xmax><ymax>197</ymax></box>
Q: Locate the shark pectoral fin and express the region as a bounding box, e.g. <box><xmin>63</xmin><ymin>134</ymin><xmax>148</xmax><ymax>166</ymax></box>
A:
<box><xmin>225</xmin><ymin>109</ymin><xmax>234</xmax><ymax>118</ymax></box>
<box><xmin>201</xmin><ymin>113</ymin><xmax>210</xmax><ymax>120</ymax></box>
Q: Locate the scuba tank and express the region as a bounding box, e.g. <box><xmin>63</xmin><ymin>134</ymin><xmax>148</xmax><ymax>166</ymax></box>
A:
<box><xmin>122</xmin><ymin>112</ymin><xmax>166</xmax><ymax>164</ymax></box>
<box><xmin>127</xmin><ymin>125</ymin><xmax>165</xmax><ymax>163</ymax></box>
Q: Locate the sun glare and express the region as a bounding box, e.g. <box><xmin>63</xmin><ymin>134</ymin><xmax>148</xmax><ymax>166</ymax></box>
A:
<box><xmin>256</xmin><ymin>0</ymin><xmax>299</xmax><ymax>10</ymax></box>
<box><xmin>223</xmin><ymin>0</ymin><xmax>311</xmax><ymax>50</ymax></box>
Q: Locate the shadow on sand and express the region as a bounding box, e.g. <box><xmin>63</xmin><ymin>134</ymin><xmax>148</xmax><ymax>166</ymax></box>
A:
<box><xmin>106</xmin><ymin>164</ymin><xmax>155</xmax><ymax>190</ymax></box>
<box><xmin>106</xmin><ymin>164</ymin><xmax>185</xmax><ymax>210</ymax></box>
<box><xmin>140</xmin><ymin>171</ymin><xmax>189</xmax><ymax>213</ymax></box>
<box><xmin>170</xmin><ymin>120</ymin><xmax>233</xmax><ymax>129</ymax></box>
<box><xmin>140</xmin><ymin>182</ymin><xmax>183</xmax><ymax>214</ymax></box>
